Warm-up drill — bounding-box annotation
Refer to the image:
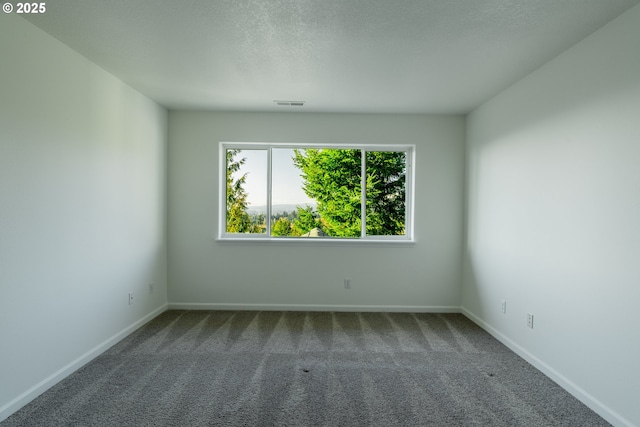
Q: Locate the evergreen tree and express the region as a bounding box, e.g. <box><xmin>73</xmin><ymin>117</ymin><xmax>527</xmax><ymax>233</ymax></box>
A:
<box><xmin>272</xmin><ymin>217</ymin><xmax>293</xmax><ymax>236</ymax></box>
<box><xmin>293</xmin><ymin>149</ymin><xmax>405</xmax><ymax>237</ymax></box>
<box><xmin>364</xmin><ymin>151</ymin><xmax>406</xmax><ymax>236</ymax></box>
<box><xmin>226</xmin><ymin>149</ymin><xmax>252</xmax><ymax>233</ymax></box>
<box><xmin>292</xmin><ymin>205</ymin><xmax>319</xmax><ymax>236</ymax></box>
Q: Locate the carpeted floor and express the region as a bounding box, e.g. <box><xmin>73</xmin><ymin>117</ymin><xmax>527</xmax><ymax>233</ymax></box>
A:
<box><xmin>3</xmin><ymin>310</ymin><xmax>610</xmax><ymax>426</ymax></box>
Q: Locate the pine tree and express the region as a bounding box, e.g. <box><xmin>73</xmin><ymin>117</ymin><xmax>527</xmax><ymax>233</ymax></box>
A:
<box><xmin>293</xmin><ymin>149</ymin><xmax>405</xmax><ymax>237</ymax></box>
<box><xmin>363</xmin><ymin>151</ymin><xmax>406</xmax><ymax>236</ymax></box>
<box><xmin>225</xmin><ymin>149</ymin><xmax>252</xmax><ymax>233</ymax></box>
<box><xmin>272</xmin><ymin>217</ymin><xmax>293</xmax><ymax>236</ymax></box>
<box><xmin>292</xmin><ymin>205</ymin><xmax>319</xmax><ymax>236</ymax></box>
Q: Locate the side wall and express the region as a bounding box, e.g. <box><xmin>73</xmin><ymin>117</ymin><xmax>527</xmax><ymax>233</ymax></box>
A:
<box><xmin>463</xmin><ymin>5</ymin><xmax>640</xmax><ymax>426</ymax></box>
<box><xmin>168</xmin><ymin>112</ymin><xmax>465</xmax><ymax>310</ymax></box>
<box><xmin>0</xmin><ymin>16</ymin><xmax>168</xmax><ymax>420</ymax></box>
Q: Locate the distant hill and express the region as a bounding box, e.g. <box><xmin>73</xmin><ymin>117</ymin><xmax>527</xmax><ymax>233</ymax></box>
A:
<box><xmin>247</xmin><ymin>203</ymin><xmax>316</xmax><ymax>215</ymax></box>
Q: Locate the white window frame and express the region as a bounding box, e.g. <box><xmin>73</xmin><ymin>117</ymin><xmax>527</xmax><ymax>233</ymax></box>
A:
<box><xmin>218</xmin><ymin>142</ymin><xmax>416</xmax><ymax>245</ymax></box>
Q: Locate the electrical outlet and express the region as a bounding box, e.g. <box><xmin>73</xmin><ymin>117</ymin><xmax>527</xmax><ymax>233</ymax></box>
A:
<box><xmin>344</xmin><ymin>279</ymin><xmax>351</xmax><ymax>289</ymax></box>
<box><xmin>149</xmin><ymin>283</ymin><xmax>154</xmax><ymax>294</ymax></box>
<box><xmin>128</xmin><ymin>292</ymin><xmax>134</xmax><ymax>305</ymax></box>
<box><xmin>500</xmin><ymin>299</ymin><xmax>507</xmax><ymax>314</ymax></box>
<box><xmin>527</xmin><ymin>313</ymin><xmax>534</xmax><ymax>329</ymax></box>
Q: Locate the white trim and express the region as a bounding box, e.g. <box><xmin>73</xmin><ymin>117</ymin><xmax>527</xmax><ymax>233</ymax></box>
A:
<box><xmin>406</xmin><ymin>148</ymin><xmax>415</xmax><ymax>239</ymax></box>
<box><xmin>460</xmin><ymin>307</ymin><xmax>634</xmax><ymax>427</ymax></box>
<box><xmin>218</xmin><ymin>143</ymin><xmax>226</xmax><ymax>238</ymax></box>
<box><xmin>266</xmin><ymin>146</ymin><xmax>272</xmax><ymax>236</ymax></box>
<box><xmin>0</xmin><ymin>304</ymin><xmax>168</xmax><ymax>422</ymax></box>
<box><xmin>216</xmin><ymin>237</ymin><xmax>416</xmax><ymax>246</ymax></box>
<box><xmin>221</xmin><ymin>141</ymin><xmax>416</xmax><ymax>151</ymax></box>
<box><xmin>168</xmin><ymin>303</ymin><xmax>460</xmax><ymax>313</ymax></box>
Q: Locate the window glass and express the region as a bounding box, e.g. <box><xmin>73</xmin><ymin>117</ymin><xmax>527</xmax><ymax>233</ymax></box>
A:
<box><xmin>365</xmin><ymin>151</ymin><xmax>406</xmax><ymax>236</ymax></box>
<box><xmin>221</xmin><ymin>144</ymin><xmax>413</xmax><ymax>241</ymax></box>
<box><xmin>291</xmin><ymin>148</ymin><xmax>361</xmax><ymax>238</ymax></box>
<box><xmin>225</xmin><ymin>149</ymin><xmax>267</xmax><ymax>234</ymax></box>
<box><xmin>271</xmin><ymin>148</ymin><xmax>316</xmax><ymax>237</ymax></box>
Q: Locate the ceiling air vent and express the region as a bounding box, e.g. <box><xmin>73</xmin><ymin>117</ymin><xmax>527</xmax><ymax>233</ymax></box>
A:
<box><xmin>274</xmin><ymin>100</ymin><xmax>305</xmax><ymax>107</ymax></box>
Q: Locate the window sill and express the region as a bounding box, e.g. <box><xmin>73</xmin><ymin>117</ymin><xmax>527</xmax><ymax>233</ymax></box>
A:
<box><xmin>216</xmin><ymin>237</ymin><xmax>416</xmax><ymax>247</ymax></box>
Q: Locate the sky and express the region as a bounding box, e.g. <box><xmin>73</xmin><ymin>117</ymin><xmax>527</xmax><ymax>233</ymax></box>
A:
<box><xmin>234</xmin><ymin>148</ymin><xmax>315</xmax><ymax>210</ymax></box>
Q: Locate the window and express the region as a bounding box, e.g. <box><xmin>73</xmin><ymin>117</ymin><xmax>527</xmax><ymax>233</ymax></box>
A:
<box><xmin>220</xmin><ymin>143</ymin><xmax>414</xmax><ymax>242</ymax></box>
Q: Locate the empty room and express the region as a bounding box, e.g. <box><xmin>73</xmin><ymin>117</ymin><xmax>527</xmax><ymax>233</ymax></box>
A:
<box><xmin>1</xmin><ymin>1</ymin><xmax>639</xmax><ymax>426</ymax></box>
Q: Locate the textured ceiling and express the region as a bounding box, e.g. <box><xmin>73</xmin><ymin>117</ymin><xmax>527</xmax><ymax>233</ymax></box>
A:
<box><xmin>23</xmin><ymin>0</ymin><xmax>639</xmax><ymax>113</ymax></box>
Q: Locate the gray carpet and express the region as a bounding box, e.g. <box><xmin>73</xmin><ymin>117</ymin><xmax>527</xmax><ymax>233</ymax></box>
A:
<box><xmin>3</xmin><ymin>311</ymin><xmax>609</xmax><ymax>426</ymax></box>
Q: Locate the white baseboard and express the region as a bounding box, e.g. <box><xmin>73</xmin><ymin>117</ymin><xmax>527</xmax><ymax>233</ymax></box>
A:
<box><xmin>168</xmin><ymin>302</ymin><xmax>461</xmax><ymax>313</ymax></box>
<box><xmin>460</xmin><ymin>307</ymin><xmax>633</xmax><ymax>427</ymax></box>
<box><xmin>0</xmin><ymin>304</ymin><xmax>168</xmax><ymax>423</ymax></box>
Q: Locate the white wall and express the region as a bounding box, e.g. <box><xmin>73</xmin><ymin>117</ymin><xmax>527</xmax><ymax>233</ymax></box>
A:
<box><xmin>0</xmin><ymin>16</ymin><xmax>168</xmax><ymax>420</ymax></box>
<box><xmin>168</xmin><ymin>112</ymin><xmax>465</xmax><ymax>310</ymax></box>
<box><xmin>463</xmin><ymin>5</ymin><xmax>640</xmax><ymax>426</ymax></box>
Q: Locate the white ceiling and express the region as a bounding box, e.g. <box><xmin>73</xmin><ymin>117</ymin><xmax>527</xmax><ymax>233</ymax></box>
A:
<box><xmin>24</xmin><ymin>0</ymin><xmax>639</xmax><ymax>114</ymax></box>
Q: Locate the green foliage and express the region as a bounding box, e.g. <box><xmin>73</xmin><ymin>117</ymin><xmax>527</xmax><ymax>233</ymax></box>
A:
<box><xmin>292</xmin><ymin>205</ymin><xmax>319</xmax><ymax>236</ymax></box>
<box><xmin>226</xmin><ymin>149</ymin><xmax>253</xmax><ymax>233</ymax></box>
<box><xmin>249</xmin><ymin>213</ymin><xmax>266</xmax><ymax>234</ymax></box>
<box><xmin>271</xmin><ymin>217</ymin><xmax>293</xmax><ymax>236</ymax></box>
<box><xmin>226</xmin><ymin>147</ymin><xmax>405</xmax><ymax>237</ymax></box>
<box><xmin>365</xmin><ymin>151</ymin><xmax>406</xmax><ymax>235</ymax></box>
<box><xmin>293</xmin><ymin>149</ymin><xmax>362</xmax><ymax>237</ymax></box>
<box><xmin>293</xmin><ymin>149</ymin><xmax>405</xmax><ymax>237</ymax></box>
